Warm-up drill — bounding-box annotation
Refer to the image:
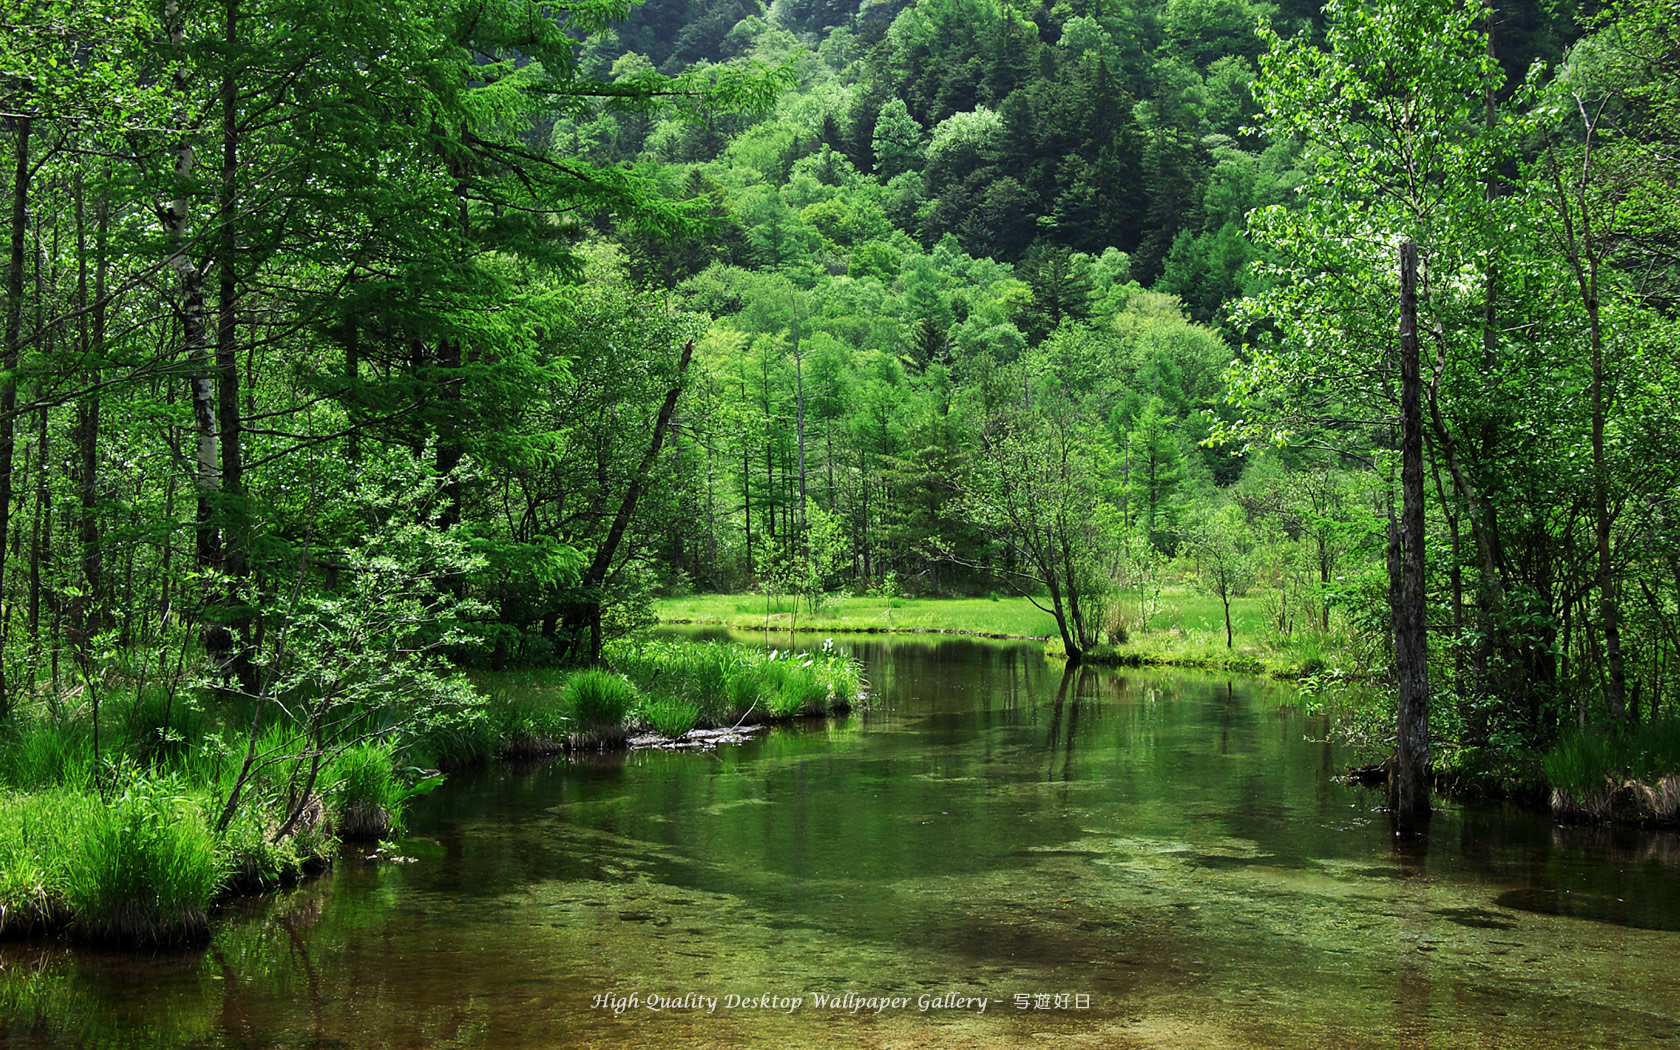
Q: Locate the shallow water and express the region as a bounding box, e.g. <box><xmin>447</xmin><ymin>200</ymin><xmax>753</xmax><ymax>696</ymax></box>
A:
<box><xmin>5</xmin><ymin>634</ymin><xmax>1680</xmax><ymax>1048</ymax></box>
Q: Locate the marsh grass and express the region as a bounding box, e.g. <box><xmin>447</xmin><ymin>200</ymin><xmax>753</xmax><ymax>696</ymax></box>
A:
<box><xmin>114</xmin><ymin>687</ymin><xmax>205</xmax><ymax>766</ymax></box>
<box><xmin>641</xmin><ymin>696</ymin><xmax>702</xmax><ymax>738</ymax></box>
<box><xmin>0</xmin><ymin>789</ymin><xmax>96</xmax><ymax>936</ymax></box>
<box><xmin>413</xmin><ymin>710</ymin><xmax>499</xmax><ymax>771</ymax></box>
<box><xmin>330</xmin><ymin>742</ymin><xmax>405</xmax><ymax>840</ymax></box>
<box><xmin>607</xmin><ymin>638</ymin><xmax>863</xmax><ymax>727</ymax></box>
<box><xmin>1546</xmin><ymin>721</ymin><xmax>1680</xmax><ymax>823</ymax></box>
<box><xmin>63</xmin><ymin>773</ymin><xmax>224</xmax><ymax>947</ymax></box>
<box><xmin>485</xmin><ymin>686</ymin><xmax>570</xmax><ymax>758</ymax></box>
<box><xmin>562</xmin><ymin>670</ymin><xmax>637</xmax><ymax>747</ymax></box>
<box><xmin>0</xmin><ymin>718</ymin><xmax>94</xmax><ymax>791</ymax></box>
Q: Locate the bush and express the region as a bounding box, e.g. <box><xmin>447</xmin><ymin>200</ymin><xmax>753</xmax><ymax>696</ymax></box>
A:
<box><xmin>219</xmin><ymin>807</ymin><xmax>313</xmax><ymax>892</ymax></box>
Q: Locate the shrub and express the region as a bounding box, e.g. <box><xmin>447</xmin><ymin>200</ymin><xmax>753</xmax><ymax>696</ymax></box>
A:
<box><xmin>218</xmin><ymin>807</ymin><xmax>310</xmax><ymax>892</ymax></box>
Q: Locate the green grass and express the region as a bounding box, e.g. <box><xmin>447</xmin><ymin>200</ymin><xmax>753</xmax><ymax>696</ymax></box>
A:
<box><xmin>561</xmin><ymin>669</ymin><xmax>637</xmax><ymax>747</ymax></box>
<box><xmin>659</xmin><ymin>591</ymin><xmax>1346</xmax><ymax>680</ymax></box>
<box><xmin>606</xmin><ymin>638</ymin><xmax>864</xmax><ymax>728</ymax></box>
<box><xmin>0</xmin><ymin>788</ymin><xmax>95</xmax><ymax>936</ymax></box>
<box><xmin>330</xmin><ymin>742</ymin><xmax>405</xmax><ymax>840</ymax></box>
<box><xmin>62</xmin><ymin>773</ymin><xmax>225</xmax><ymax>947</ymax></box>
<box><xmin>640</xmin><ymin>696</ymin><xmax>701</xmax><ymax>737</ymax></box>
<box><xmin>656</xmin><ymin>593</ymin><xmax>1064</xmax><ymax>638</ymax></box>
<box><xmin>0</xmin><ymin>687</ymin><xmax>407</xmax><ymax>944</ymax></box>
<box><xmin>1545</xmin><ymin>721</ymin><xmax>1680</xmax><ymax>823</ymax></box>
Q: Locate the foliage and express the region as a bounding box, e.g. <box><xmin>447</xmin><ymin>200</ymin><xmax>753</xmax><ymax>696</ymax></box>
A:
<box><xmin>329</xmin><ymin>742</ymin><xmax>407</xmax><ymax>840</ymax></box>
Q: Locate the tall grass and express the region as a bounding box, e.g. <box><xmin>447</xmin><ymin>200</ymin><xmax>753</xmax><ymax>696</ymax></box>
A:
<box><xmin>0</xmin><ymin>719</ymin><xmax>94</xmax><ymax>790</ymax></box>
<box><xmin>0</xmin><ymin>788</ymin><xmax>98</xmax><ymax>936</ymax></box>
<box><xmin>330</xmin><ymin>742</ymin><xmax>405</xmax><ymax>840</ymax></box>
<box><xmin>562</xmin><ymin>670</ymin><xmax>637</xmax><ymax>747</ymax></box>
<box><xmin>62</xmin><ymin>773</ymin><xmax>225</xmax><ymax>947</ymax></box>
<box><xmin>641</xmin><ymin>697</ymin><xmax>701</xmax><ymax>738</ymax></box>
<box><xmin>1545</xmin><ymin>720</ymin><xmax>1680</xmax><ymax>823</ymax></box>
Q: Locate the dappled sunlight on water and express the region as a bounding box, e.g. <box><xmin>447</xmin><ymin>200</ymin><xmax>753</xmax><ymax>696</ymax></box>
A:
<box><xmin>4</xmin><ymin>634</ymin><xmax>1679</xmax><ymax>1048</ymax></box>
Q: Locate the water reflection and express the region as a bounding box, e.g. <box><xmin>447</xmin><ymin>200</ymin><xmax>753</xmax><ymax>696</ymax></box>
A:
<box><xmin>4</xmin><ymin>633</ymin><xmax>1680</xmax><ymax>1048</ymax></box>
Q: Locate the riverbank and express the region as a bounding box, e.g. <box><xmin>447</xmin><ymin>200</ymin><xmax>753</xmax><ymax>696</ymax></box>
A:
<box><xmin>0</xmin><ymin>638</ymin><xmax>864</xmax><ymax>949</ymax></box>
<box><xmin>660</xmin><ymin>595</ymin><xmax>1680</xmax><ymax>829</ymax></box>
<box><xmin>657</xmin><ymin>591</ymin><xmax>1348</xmax><ymax>680</ymax></box>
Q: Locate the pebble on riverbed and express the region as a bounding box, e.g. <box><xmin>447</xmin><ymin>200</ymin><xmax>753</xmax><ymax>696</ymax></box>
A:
<box><xmin>629</xmin><ymin>725</ymin><xmax>771</xmax><ymax>751</ymax></box>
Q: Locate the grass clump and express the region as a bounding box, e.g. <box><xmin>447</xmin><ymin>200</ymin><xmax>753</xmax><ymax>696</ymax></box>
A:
<box><xmin>1545</xmin><ymin>721</ymin><xmax>1680</xmax><ymax>824</ymax></box>
<box><xmin>606</xmin><ymin>638</ymin><xmax>865</xmax><ymax>727</ymax></box>
<box><xmin>562</xmin><ymin>669</ymin><xmax>637</xmax><ymax>746</ymax></box>
<box><xmin>63</xmin><ymin>773</ymin><xmax>225</xmax><ymax>948</ymax></box>
<box><xmin>0</xmin><ymin>719</ymin><xmax>94</xmax><ymax>791</ymax></box>
<box><xmin>330</xmin><ymin>742</ymin><xmax>405</xmax><ymax>840</ymax></box>
<box><xmin>0</xmin><ymin>788</ymin><xmax>98</xmax><ymax>936</ymax></box>
<box><xmin>641</xmin><ymin>696</ymin><xmax>701</xmax><ymax>738</ymax></box>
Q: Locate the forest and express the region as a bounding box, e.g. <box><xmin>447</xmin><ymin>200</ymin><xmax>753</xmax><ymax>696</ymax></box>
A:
<box><xmin>3</xmin><ymin>0</ymin><xmax>1680</xmax><ymax>943</ymax></box>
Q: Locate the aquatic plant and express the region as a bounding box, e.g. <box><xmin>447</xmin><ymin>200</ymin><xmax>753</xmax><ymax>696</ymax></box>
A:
<box><xmin>1545</xmin><ymin>721</ymin><xmax>1680</xmax><ymax>823</ymax></box>
<box><xmin>563</xmin><ymin>669</ymin><xmax>638</xmax><ymax>727</ymax></box>
<box><xmin>0</xmin><ymin>789</ymin><xmax>98</xmax><ymax>935</ymax></box>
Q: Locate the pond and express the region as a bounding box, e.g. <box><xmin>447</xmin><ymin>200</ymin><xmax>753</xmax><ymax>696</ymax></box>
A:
<box><xmin>4</xmin><ymin>633</ymin><xmax>1679</xmax><ymax>1048</ymax></box>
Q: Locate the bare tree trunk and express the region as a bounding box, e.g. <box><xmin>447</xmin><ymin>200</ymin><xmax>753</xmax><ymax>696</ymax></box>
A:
<box><xmin>1392</xmin><ymin>240</ymin><xmax>1430</xmax><ymax>835</ymax></box>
